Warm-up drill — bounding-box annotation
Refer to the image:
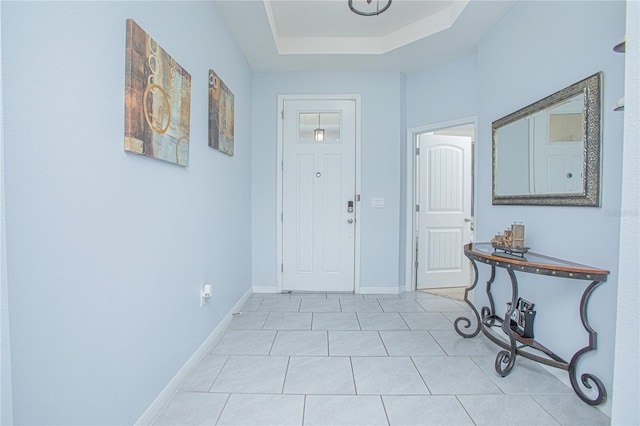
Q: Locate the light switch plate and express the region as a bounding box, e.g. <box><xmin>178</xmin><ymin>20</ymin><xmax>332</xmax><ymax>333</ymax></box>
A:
<box><xmin>371</xmin><ymin>198</ymin><xmax>385</xmax><ymax>208</ymax></box>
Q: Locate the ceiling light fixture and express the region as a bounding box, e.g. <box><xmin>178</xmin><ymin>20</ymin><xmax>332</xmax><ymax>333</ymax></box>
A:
<box><xmin>349</xmin><ymin>0</ymin><xmax>392</xmax><ymax>17</ymax></box>
<box><xmin>314</xmin><ymin>114</ymin><xmax>325</xmax><ymax>142</ymax></box>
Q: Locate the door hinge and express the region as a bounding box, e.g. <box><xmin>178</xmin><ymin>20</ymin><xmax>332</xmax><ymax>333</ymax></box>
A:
<box><xmin>415</xmin><ymin>147</ymin><xmax>420</xmax><ymax>155</ymax></box>
<box><xmin>356</xmin><ymin>194</ymin><xmax>361</xmax><ymax>202</ymax></box>
<box><xmin>281</xmin><ymin>160</ymin><xmax>284</xmax><ymax>170</ymax></box>
<box><xmin>281</xmin><ymin>263</ymin><xmax>283</xmax><ymax>272</ymax></box>
<box><xmin>281</xmin><ymin>212</ymin><xmax>283</xmax><ymax>222</ymax></box>
<box><xmin>415</xmin><ymin>260</ymin><xmax>419</xmax><ymax>269</ymax></box>
<box><xmin>416</xmin><ymin>204</ymin><xmax>420</xmax><ymax>212</ymax></box>
<box><xmin>281</xmin><ymin>110</ymin><xmax>284</xmax><ymax>119</ymax></box>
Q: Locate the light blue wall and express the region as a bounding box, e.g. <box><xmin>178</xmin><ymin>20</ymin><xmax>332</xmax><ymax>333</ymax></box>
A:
<box><xmin>475</xmin><ymin>0</ymin><xmax>624</xmax><ymax>415</ymax></box>
<box><xmin>407</xmin><ymin>54</ymin><xmax>479</xmax><ymax>129</ymax></box>
<box><xmin>406</xmin><ymin>0</ymin><xmax>625</xmax><ymax>415</ymax></box>
<box><xmin>251</xmin><ymin>72</ymin><xmax>404</xmax><ymax>290</ymax></box>
<box><xmin>2</xmin><ymin>1</ymin><xmax>253</xmax><ymax>424</ymax></box>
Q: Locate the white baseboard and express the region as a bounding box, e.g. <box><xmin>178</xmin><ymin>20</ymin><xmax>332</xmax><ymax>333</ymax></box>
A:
<box><xmin>358</xmin><ymin>286</ymin><xmax>401</xmax><ymax>295</ymax></box>
<box><xmin>135</xmin><ymin>289</ymin><xmax>252</xmax><ymax>426</ymax></box>
<box><xmin>253</xmin><ymin>285</ymin><xmax>403</xmax><ymax>295</ymax></box>
<box><xmin>252</xmin><ymin>285</ymin><xmax>280</xmax><ymax>294</ymax></box>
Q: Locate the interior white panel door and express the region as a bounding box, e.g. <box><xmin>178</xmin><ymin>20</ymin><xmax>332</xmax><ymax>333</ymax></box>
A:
<box><xmin>417</xmin><ymin>134</ymin><xmax>472</xmax><ymax>289</ymax></box>
<box><xmin>282</xmin><ymin>99</ymin><xmax>356</xmax><ymax>292</ymax></box>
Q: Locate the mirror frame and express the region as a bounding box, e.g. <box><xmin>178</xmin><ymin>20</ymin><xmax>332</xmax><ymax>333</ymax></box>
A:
<box><xmin>492</xmin><ymin>72</ymin><xmax>602</xmax><ymax>206</ymax></box>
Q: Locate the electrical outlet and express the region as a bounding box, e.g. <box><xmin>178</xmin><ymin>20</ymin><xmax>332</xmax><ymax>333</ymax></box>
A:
<box><xmin>200</xmin><ymin>284</ymin><xmax>213</xmax><ymax>307</ymax></box>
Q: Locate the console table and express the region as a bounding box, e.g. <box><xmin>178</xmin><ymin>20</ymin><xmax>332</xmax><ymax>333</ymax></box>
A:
<box><xmin>454</xmin><ymin>242</ymin><xmax>609</xmax><ymax>405</ymax></box>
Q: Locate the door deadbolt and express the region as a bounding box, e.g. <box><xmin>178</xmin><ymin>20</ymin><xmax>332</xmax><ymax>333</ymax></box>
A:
<box><xmin>348</xmin><ymin>200</ymin><xmax>354</xmax><ymax>213</ymax></box>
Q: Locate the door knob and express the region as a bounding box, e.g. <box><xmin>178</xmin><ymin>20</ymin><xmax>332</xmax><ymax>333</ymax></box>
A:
<box><xmin>347</xmin><ymin>218</ymin><xmax>354</xmax><ymax>224</ymax></box>
<box><xmin>464</xmin><ymin>218</ymin><xmax>472</xmax><ymax>222</ymax></box>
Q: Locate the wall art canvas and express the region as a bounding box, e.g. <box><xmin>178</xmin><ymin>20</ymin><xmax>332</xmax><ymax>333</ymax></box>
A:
<box><xmin>208</xmin><ymin>69</ymin><xmax>235</xmax><ymax>156</ymax></box>
<box><xmin>125</xmin><ymin>19</ymin><xmax>191</xmax><ymax>166</ymax></box>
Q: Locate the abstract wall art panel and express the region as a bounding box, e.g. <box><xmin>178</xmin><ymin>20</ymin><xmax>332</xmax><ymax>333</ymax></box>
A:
<box><xmin>124</xmin><ymin>19</ymin><xmax>191</xmax><ymax>166</ymax></box>
<box><xmin>208</xmin><ymin>69</ymin><xmax>235</xmax><ymax>156</ymax></box>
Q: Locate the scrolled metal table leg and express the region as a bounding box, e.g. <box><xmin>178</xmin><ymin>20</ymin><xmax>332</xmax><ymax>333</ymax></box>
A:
<box><xmin>568</xmin><ymin>280</ymin><xmax>607</xmax><ymax>405</ymax></box>
<box><xmin>485</xmin><ymin>265</ymin><xmax>496</xmax><ymax>316</ymax></box>
<box><xmin>454</xmin><ymin>259</ymin><xmax>482</xmax><ymax>338</ymax></box>
<box><xmin>495</xmin><ymin>268</ymin><xmax>519</xmax><ymax>377</ymax></box>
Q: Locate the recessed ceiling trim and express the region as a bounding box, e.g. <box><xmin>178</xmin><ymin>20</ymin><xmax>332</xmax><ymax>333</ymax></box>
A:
<box><xmin>264</xmin><ymin>0</ymin><xmax>469</xmax><ymax>55</ymax></box>
<box><xmin>263</xmin><ymin>0</ymin><xmax>282</xmax><ymax>52</ymax></box>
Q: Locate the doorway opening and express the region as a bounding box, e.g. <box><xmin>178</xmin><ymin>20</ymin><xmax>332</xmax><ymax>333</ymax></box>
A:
<box><xmin>405</xmin><ymin>118</ymin><xmax>476</xmax><ymax>294</ymax></box>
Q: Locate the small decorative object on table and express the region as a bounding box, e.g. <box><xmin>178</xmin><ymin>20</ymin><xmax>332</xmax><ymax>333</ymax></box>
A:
<box><xmin>491</xmin><ymin>222</ymin><xmax>529</xmax><ymax>258</ymax></box>
<box><xmin>506</xmin><ymin>297</ymin><xmax>536</xmax><ymax>338</ymax></box>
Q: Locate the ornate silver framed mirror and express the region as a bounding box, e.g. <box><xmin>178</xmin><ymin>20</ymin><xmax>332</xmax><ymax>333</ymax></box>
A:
<box><xmin>492</xmin><ymin>72</ymin><xmax>602</xmax><ymax>206</ymax></box>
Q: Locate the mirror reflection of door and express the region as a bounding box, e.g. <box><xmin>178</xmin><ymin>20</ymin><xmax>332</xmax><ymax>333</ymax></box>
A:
<box><xmin>416</xmin><ymin>126</ymin><xmax>473</xmax><ymax>290</ymax></box>
<box><xmin>531</xmin><ymin>95</ymin><xmax>584</xmax><ymax>194</ymax></box>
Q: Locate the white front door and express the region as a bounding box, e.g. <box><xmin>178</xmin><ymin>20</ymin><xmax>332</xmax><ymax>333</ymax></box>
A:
<box><xmin>282</xmin><ymin>99</ymin><xmax>356</xmax><ymax>292</ymax></box>
<box><xmin>417</xmin><ymin>133</ymin><xmax>472</xmax><ymax>289</ymax></box>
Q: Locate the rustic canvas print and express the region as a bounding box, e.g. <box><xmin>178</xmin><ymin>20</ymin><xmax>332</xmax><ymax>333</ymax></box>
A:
<box><xmin>125</xmin><ymin>19</ymin><xmax>191</xmax><ymax>166</ymax></box>
<box><xmin>208</xmin><ymin>69</ymin><xmax>235</xmax><ymax>156</ymax></box>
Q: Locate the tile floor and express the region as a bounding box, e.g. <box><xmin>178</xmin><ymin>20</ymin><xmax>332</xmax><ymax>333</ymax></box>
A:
<box><xmin>152</xmin><ymin>292</ymin><xmax>611</xmax><ymax>426</ymax></box>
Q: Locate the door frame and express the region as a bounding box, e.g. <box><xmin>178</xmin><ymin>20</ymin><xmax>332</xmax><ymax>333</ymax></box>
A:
<box><xmin>404</xmin><ymin>116</ymin><xmax>477</xmax><ymax>293</ymax></box>
<box><xmin>276</xmin><ymin>94</ymin><xmax>362</xmax><ymax>293</ymax></box>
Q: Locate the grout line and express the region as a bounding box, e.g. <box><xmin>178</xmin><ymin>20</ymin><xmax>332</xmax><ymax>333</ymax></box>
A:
<box><xmin>379</xmin><ymin>395</ymin><xmax>391</xmax><ymax>426</ymax></box>
<box><xmin>301</xmin><ymin>394</ymin><xmax>307</xmax><ymax>426</ymax></box>
<box><xmin>454</xmin><ymin>395</ymin><xmax>479</xmax><ymax>426</ymax></box>
<box><xmin>378</xmin><ymin>330</ymin><xmax>390</xmax><ymax>356</ymax></box>
<box><xmin>349</xmin><ymin>356</ymin><xmax>358</xmax><ymax>395</ymax></box>
<box><xmin>529</xmin><ymin>394</ymin><xmax>564</xmax><ymax>425</ymax></box>
<box><xmin>262</xmin><ymin>311</ymin><xmax>273</xmax><ymax>330</ymax></box>
<box><xmin>268</xmin><ymin>330</ymin><xmax>278</xmax><ymax>355</ymax></box>
<box><xmin>355</xmin><ymin>312</ymin><xmax>363</xmax><ymax>330</ymax></box>
<box><xmin>213</xmin><ymin>393</ymin><xmax>232</xmax><ymax>426</ymax></box>
<box><xmin>409</xmin><ymin>356</ymin><xmax>432</xmax><ymax>394</ymax></box>
<box><xmin>398</xmin><ymin>312</ymin><xmax>412</xmax><ymax>330</ymax></box>
<box><xmin>426</xmin><ymin>329</ymin><xmax>449</xmax><ymax>356</ymax></box>
<box><xmin>324</xmin><ymin>330</ymin><xmax>329</xmax><ymax>356</ymax></box>
<box><xmin>325</xmin><ymin>329</ymin><xmax>331</xmax><ymax>356</ymax></box>
<box><xmin>281</xmin><ymin>356</ymin><xmax>292</xmax><ymax>394</ymax></box>
<box><xmin>207</xmin><ymin>355</ymin><xmax>231</xmax><ymax>393</ymax></box>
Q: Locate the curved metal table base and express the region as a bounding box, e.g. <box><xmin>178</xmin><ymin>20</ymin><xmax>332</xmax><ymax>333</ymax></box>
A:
<box><xmin>454</xmin><ymin>243</ymin><xmax>609</xmax><ymax>405</ymax></box>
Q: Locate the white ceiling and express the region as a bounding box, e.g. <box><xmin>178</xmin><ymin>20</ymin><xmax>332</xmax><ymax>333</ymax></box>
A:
<box><xmin>215</xmin><ymin>0</ymin><xmax>515</xmax><ymax>74</ymax></box>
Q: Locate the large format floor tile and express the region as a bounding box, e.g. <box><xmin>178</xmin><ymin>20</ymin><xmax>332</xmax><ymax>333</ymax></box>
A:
<box><xmin>400</xmin><ymin>312</ymin><xmax>453</xmax><ymax>330</ymax></box>
<box><xmin>356</xmin><ymin>312</ymin><xmax>409</xmax><ymax>330</ymax></box>
<box><xmin>262</xmin><ymin>312</ymin><xmax>312</xmax><ymax>330</ymax></box>
<box><xmin>328</xmin><ymin>331</ymin><xmax>388</xmax><ymax>356</ymax></box>
<box><xmin>299</xmin><ymin>298</ymin><xmax>342</xmax><ymax>312</ymax></box>
<box><xmin>152</xmin><ymin>392</ymin><xmax>229</xmax><ymax>425</ymax></box>
<box><xmin>312</xmin><ymin>312</ymin><xmax>360</xmax><ymax>330</ymax></box>
<box><xmin>217</xmin><ymin>393</ymin><xmax>304</xmax><ymax>426</ymax></box>
<box><xmin>351</xmin><ymin>356</ymin><xmax>429</xmax><ymax>395</ymax></box>
<box><xmin>412</xmin><ymin>356</ymin><xmax>502</xmax><ymax>395</ymax></box>
<box><xmin>153</xmin><ymin>291</ymin><xmax>610</xmax><ymax>425</ymax></box>
<box><xmin>283</xmin><ymin>356</ymin><xmax>355</xmax><ymax>394</ymax></box>
<box><xmin>209</xmin><ymin>355</ymin><xmax>289</xmax><ymax>394</ymax></box>
<box><xmin>270</xmin><ymin>330</ymin><xmax>328</xmax><ymax>356</ymax></box>
<box><xmin>457</xmin><ymin>394</ymin><xmax>561</xmax><ymax>425</ymax></box>
<box><xmin>179</xmin><ymin>355</ymin><xmax>229</xmax><ymax>392</ymax></box>
<box><xmin>227</xmin><ymin>312</ymin><xmax>269</xmax><ymax>330</ymax></box>
<box><xmin>382</xmin><ymin>395</ymin><xmax>474</xmax><ymax>426</ymax></box>
<box><xmin>304</xmin><ymin>395</ymin><xmax>389</xmax><ymax>426</ymax></box>
<box><xmin>210</xmin><ymin>330</ymin><xmax>276</xmax><ymax>355</ymax></box>
<box><xmin>379</xmin><ymin>331</ymin><xmax>446</xmax><ymax>356</ymax></box>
